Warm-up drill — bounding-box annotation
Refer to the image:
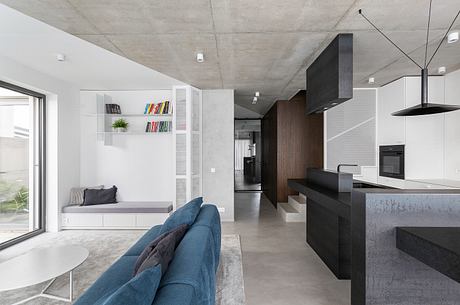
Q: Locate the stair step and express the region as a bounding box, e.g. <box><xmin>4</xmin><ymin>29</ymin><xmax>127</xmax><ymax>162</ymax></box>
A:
<box><xmin>288</xmin><ymin>195</ymin><xmax>306</xmax><ymax>213</ymax></box>
<box><xmin>299</xmin><ymin>193</ymin><xmax>307</xmax><ymax>201</ymax></box>
<box><xmin>277</xmin><ymin>202</ymin><xmax>305</xmax><ymax>222</ymax></box>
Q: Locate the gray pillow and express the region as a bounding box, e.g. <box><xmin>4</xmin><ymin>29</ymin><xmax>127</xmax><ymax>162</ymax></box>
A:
<box><xmin>133</xmin><ymin>224</ymin><xmax>188</xmax><ymax>276</ymax></box>
<box><xmin>69</xmin><ymin>185</ymin><xmax>103</xmax><ymax>205</ymax></box>
<box><xmin>82</xmin><ymin>186</ymin><xmax>117</xmax><ymax>206</ymax></box>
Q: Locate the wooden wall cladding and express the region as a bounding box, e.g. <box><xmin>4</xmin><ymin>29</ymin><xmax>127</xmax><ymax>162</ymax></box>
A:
<box><xmin>262</xmin><ymin>91</ymin><xmax>323</xmax><ymax>206</ymax></box>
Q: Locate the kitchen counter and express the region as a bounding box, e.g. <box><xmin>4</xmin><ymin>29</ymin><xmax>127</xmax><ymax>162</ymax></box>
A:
<box><xmin>396</xmin><ymin>227</ymin><xmax>460</xmax><ymax>283</ymax></box>
<box><xmin>406</xmin><ymin>178</ymin><xmax>460</xmax><ymax>189</ymax></box>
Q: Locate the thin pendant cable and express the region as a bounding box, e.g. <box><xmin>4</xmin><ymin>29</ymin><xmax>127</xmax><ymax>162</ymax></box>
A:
<box><xmin>424</xmin><ymin>0</ymin><xmax>433</xmax><ymax>68</ymax></box>
<box><xmin>358</xmin><ymin>9</ymin><xmax>423</xmax><ymax>69</ymax></box>
<box><xmin>426</xmin><ymin>9</ymin><xmax>460</xmax><ymax>67</ymax></box>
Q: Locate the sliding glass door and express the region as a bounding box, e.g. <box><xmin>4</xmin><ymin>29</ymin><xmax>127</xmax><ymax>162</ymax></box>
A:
<box><xmin>0</xmin><ymin>81</ymin><xmax>45</xmax><ymax>250</ymax></box>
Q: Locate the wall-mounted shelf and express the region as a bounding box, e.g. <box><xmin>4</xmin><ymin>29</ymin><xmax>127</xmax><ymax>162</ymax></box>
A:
<box><xmin>97</xmin><ymin>132</ymin><xmax>172</xmax><ymax>135</ymax></box>
<box><xmin>96</xmin><ymin>94</ymin><xmax>173</xmax><ymax>145</ymax></box>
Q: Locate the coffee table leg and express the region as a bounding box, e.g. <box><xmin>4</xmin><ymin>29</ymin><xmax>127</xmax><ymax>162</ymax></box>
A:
<box><xmin>11</xmin><ymin>269</ymin><xmax>75</xmax><ymax>304</ymax></box>
<box><xmin>69</xmin><ymin>270</ymin><xmax>73</xmax><ymax>301</ymax></box>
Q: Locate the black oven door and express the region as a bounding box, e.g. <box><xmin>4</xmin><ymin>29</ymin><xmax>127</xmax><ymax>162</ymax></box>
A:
<box><xmin>379</xmin><ymin>145</ymin><xmax>405</xmax><ymax>179</ymax></box>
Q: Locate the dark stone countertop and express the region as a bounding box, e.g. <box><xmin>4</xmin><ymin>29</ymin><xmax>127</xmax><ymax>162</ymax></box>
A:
<box><xmin>396</xmin><ymin>227</ymin><xmax>460</xmax><ymax>283</ymax></box>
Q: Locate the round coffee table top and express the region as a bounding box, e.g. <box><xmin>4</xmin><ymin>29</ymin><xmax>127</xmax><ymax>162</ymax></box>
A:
<box><xmin>0</xmin><ymin>245</ymin><xmax>88</xmax><ymax>291</ymax></box>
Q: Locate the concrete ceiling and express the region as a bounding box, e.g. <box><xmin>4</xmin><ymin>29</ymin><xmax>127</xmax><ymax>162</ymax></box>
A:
<box><xmin>1</xmin><ymin>0</ymin><xmax>459</xmax><ymax>115</ymax></box>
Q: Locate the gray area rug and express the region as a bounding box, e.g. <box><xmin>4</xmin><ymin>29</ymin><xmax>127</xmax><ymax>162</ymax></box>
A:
<box><xmin>0</xmin><ymin>231</ymin><xmax>245</xmax><ymax>305</ymax></box>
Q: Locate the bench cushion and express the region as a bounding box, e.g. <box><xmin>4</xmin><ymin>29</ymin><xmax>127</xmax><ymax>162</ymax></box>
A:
<box><xmin>62</xmin><ymin>201</ymin><xmax>173</xmax><ymax>214</ymax></box>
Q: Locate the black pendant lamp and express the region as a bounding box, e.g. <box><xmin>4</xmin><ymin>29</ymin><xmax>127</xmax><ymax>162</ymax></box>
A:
<box><xmin>359</xmin><ymin>2</ymin><xmax>460</xmax><ymax>116</ymax></box>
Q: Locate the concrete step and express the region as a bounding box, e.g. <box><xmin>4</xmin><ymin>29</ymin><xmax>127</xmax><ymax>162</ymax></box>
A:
<box><xmin>288</xmin><ymin>195</ymin><xmax>306</xmax><ymax>213</ymax></box>
<box><xmin>299</xmin><ymin>193</ymin><xmax>307</xmax><ymax>201</ymax></box>
<box><xmin>277</xmin><ymin>202</ymin><xmax>305</xmax><ymax>222</ymax></box>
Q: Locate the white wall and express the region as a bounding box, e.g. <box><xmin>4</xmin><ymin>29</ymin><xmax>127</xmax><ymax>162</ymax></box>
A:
<box><xmin>0</xmin><ymin>55</ymin><xmax>80</xmax><ymax>232</ymax></box>
<box><xmin>202</xmin><ymin>90</ymin><xmax>235</xmax><ymax>221</ymax></box>
<box><xmin>444</xmin><ymin>69</ymin><xmax>460</xmax><ymax>180</ymax></box>
<box><xmin>80</xmin><ymin>90</ymin><xmax>173</xmax><ymax>202</ymax></box>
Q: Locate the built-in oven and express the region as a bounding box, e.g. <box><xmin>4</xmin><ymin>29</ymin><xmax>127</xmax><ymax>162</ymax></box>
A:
<box><xmin>379</xmin><ymin>145</ymin><xmax>405</xmax><ymax>180</ymax></box>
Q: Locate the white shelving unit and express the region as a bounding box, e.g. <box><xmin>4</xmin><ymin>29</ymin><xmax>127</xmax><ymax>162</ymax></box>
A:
<box><xmin>95</xmin><ymin>94</ymin><xmax>173</xmax><ymax>145</ymax></box>
<box><xmin>172</xmin><ymin>86</ymin><xmax>202</xmax><ymax>209</ymax></box>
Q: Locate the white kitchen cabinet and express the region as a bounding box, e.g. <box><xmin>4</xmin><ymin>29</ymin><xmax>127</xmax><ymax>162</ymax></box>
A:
<box><xmin>404</xmin><ymin>77</ymin><xmax>445</xmax><ymax>179</ymax></box>
<box><xmin>377</xmin><ymin>78</ymin><xmax>406</xmax><ymax>145</ymax></box>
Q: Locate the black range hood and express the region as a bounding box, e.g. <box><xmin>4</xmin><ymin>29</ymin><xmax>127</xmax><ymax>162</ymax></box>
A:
<box><xmin>392</xmin><ymin>68</ymin><xmax>460</xmax><ymax>116</ymax></box>
<box><xmin>360</xmin><ymin>5</ymin><xmax>460</xmax><ymax>117</ymax></box>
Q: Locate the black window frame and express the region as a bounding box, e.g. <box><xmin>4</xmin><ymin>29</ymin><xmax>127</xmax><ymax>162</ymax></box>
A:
<box><xmin>0</xmin><ymin>80</ymin><xmax>46</xmax><ymax>250</ymax></box>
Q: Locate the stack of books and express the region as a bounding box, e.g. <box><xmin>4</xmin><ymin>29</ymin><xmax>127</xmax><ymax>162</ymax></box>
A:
<box><xmin>145</xmin><ymin>121</ymin><xmax>172</xmax><ymax>133</ymax></box>
<box><xmin>106</xmin><ymin>104</ymin><xmax>121</xmax><ymax>114</ymax></box>
<box><xmin>144</xmin><ymin>101</ymin><xmax>171</xmax><ymax>115</ymax></box>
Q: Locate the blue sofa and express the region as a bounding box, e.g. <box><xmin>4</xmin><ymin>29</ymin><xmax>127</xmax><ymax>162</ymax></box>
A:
<box><xmin>75</xmin><ymin>204</ymin><xmax>221</xmax><ymax>305</ymax></box>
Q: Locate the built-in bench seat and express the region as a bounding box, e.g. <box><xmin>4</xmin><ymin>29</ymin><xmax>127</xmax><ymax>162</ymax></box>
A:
<box><xmin>61</xmin><ymin>201</ymin><xmax>173</xmax><ymax>230</ymax></box>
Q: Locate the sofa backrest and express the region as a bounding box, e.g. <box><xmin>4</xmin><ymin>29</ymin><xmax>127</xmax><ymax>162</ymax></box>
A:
<box><xmin>152</xmin><ymin>204</ymin><xmax>221</xmax><ymax>305</ymax></box>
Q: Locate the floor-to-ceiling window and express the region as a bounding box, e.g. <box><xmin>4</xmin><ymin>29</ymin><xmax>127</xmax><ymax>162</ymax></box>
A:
<box><xmin>0</xmin><ymin>81</ymin><xmax>45</xmax><ymax>250</ymax></box>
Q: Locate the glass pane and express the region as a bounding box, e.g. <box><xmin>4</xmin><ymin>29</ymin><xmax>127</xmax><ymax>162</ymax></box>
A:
<box><xmin>192</xmin><ymin>133</ymin><xmax>200</xmax><ymax>175</ymax></box>
<box><xmin>175</xmin><ymin>88</ymin><xmax>186</xmax><ymax>131</ymax></box>
<box><xmin>192</xmin><ymin>89</ymin><xmax>200</xmax><ymax>132</ymax></box>
<box><xmin>176</xmin><ymin>178</ymin><xmax>186</xmax><ymax>209</ymax></box>
<box><xmin>176</xmin><ymin>134</ymin><xmax>186</xmax><ymax>176</ymax></box>
<box><xmin>0</xmin><ymin>87</ymin><xmax>40</xmax><ymax>245</ymax></box>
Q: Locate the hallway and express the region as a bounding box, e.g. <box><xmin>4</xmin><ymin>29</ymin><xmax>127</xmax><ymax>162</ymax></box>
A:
<box><xmin>222</xmin><ymin>192</ymin><xmax>350</xmax><ymax>305</ymax></box>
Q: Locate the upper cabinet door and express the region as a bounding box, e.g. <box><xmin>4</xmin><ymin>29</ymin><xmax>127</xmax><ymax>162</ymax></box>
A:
<box><xmin>377</xmin><ymin>78</ymin><xmax>406</xmax><ymax>145</ymax></box>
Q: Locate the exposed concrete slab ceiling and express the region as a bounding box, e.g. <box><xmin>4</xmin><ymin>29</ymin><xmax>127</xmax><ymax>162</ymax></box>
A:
<box><xmin>1</xmin><ymin>0</ymin><xmax>459</xmax><ymax>115</ymax></box>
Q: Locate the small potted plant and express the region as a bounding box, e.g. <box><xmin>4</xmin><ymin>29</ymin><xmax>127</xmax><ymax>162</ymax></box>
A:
<box><xmin>112</xmin><ymin>118</ymin><xmax>128</xmax><ymax>132</ymax></box>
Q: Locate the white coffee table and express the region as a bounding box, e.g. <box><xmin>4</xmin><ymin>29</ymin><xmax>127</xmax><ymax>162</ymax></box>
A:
<box><xmin>0</xmin><ymin>245</ymin><xmax>89</xmax><ymax>305</ymax></box>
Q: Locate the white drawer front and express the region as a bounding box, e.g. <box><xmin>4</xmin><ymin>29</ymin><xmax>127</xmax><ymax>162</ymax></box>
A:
<box><xmin>103</xmin><ymin>214</ymin><xmax>136</xmax><ymax>227</ymax></box>
<box><xmin>136</xmin><ymin>213</ymin><xmax>169</xmax><ymax>228</ymax></box>
<box><xmin>62</xmin><ymin>213</ymin><xmax>103</xmax><ymax>227</ymax></box>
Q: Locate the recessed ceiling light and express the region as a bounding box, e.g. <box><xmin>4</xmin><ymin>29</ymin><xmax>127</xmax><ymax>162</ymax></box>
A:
<box><xmin>196</xmin><ymin>52</ymin><xmax>204</xmax><ymax>63</ymax></box>
<box><xmin>253</xmin><ymin>97</ymin><xmax>258</xmax><ymax>102</ymax></box>
<box><xmin>447</xmin><ymin>32</ymin><xmax>459</xmax><ymax>44</ymax></box>
<box><xmin>56</xmin><ymin>53</ymin><xmax>66</xmax><ymax>62</ymax></box>
<box><xmin>438</xmin><ymin>66</ymin><xmax>446</xmax><ymax>74</ymax></box>
<box><xmin>255</xmin><ymin>92</ymin><xmax>260</xmax><ymax>97</ymax></box>
<box><xmin>331</xmin><ymin>102</ymin><xmax>338</xmax><ymax>106</ymax></box>
<box><xmin>323</xmin><ymin>107</ymin><xmax>328</xmax><ymax>110</ymax></box>
<box><xmin>368</xmin><ymin>77</ymin><xmax>375</xmax><ymax>84</ymax></box>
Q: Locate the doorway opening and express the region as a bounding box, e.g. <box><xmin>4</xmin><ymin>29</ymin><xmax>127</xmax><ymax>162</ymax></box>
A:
<box><xmin>234</xmin><ymin>119</ymin><xmax>261</xmax><ymax>192</ymax></box>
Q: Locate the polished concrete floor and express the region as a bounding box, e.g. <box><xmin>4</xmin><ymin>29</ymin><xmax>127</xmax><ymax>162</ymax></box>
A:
<box><xmin>234</xmin><ymin>170</ymin><xmax>261</xmax><ymax>191</ymax></box>
<box><xmin>222</xmin><ymin>192</ymin><xmax>350</xmax><ymax>305</ymax></box>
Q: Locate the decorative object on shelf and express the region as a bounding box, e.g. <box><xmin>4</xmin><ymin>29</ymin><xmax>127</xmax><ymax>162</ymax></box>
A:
<box><xmin>144</xmin><ymin>101</ymin><xmax>172</xmax><ymax>115</ymax></box>
<box><xmin>145</xmin><ymin>121</ymin><xmax>172</xmax><ymax>133</ymax></box>
<box><xmin>112</xmin><ymin>118</ymin><xmax>128</xmax><ymax>132</ymax></box>
<box><xmin>105</xmin><ymin>103</ymin><xmax>121</xmax><ymax>114</ymax></box>
<box><xmin>359</xmin><ymin>3</ymin><xmax>460</xmax><ymax>116</ymax></box>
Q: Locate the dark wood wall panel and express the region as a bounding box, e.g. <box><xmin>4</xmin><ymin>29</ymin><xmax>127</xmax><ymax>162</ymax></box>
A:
<box><xmin>262</xmin><ymin>91</ymin><xmax>323</xmax><ymax>206</ymax></box>
<box><xmin>261</xmin><ymin>104</ymin><xmax>278</xmax><ymax>206</ymax></box>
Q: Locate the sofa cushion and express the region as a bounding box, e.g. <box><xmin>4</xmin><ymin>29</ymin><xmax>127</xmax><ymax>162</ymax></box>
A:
<box><xmin>70</xmin><ymin>185</ymin><xmax>103</xmax><ymax>205</ymax></box>
<box><xmin>97</xmin><ymin>265</ymin><xmax>162</xmax><ymax>305</ymax></box>
<box><xmin>83</xmin><ymin>186</ymin><xmax>117</xmax><ymax>206</ymax></box>
<box><xmin>152</xmin><ymin>283</ymin><xmax>195</xmax><ymax>305</ymax></box>
<box><xmin>159</xmin><ymin>197</ymin><xmax>202</xmax><ymax>234</ymax></box>
<box><xmin>134</xmin><ymin>224</ymin><xmax>188</xmax><ymax>276</ymax></box>
<box><xmin>124</xmin><ymin>225</ymin><xmax>162</xmax><ymax>257</ymax></box>
<box><xmin>192</xmin><ymin>205</ymin><xmax>221</xmax><ymax>271</ymax></box>
<box><xmin>74</xmin><ymin>256</ymin><xmax>138</xmax><ymax>305</ymax></box>
<box><xmin>153</xmin><ymin>226</ymin><xmax>218</xmax><ymax>305</ymax></box>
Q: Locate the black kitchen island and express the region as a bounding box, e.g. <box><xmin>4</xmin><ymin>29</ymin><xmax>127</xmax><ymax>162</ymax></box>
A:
<box><xmin>288</xmin><ymin>177</ymin><xmax>352</xmax><ymax>279</ymax></box>
<box><xmin>289</xmin><ymin>168</ymin><xmax>460</xmax><ymax>305</ymax></box>
<box><xmin>288</xmin><ymin>170</ymin><xmax>387</xmax><ymax>280</ymax></box>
